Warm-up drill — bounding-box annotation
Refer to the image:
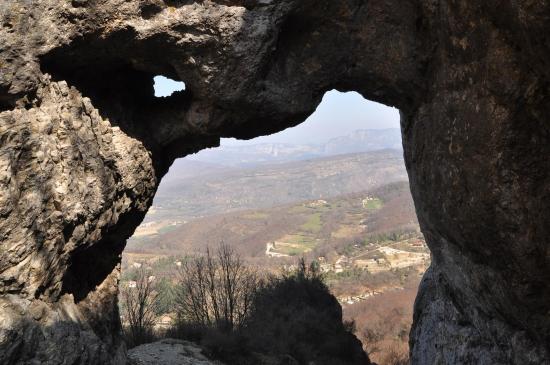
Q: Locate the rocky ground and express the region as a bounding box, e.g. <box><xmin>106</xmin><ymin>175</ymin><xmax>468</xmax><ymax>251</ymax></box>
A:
<box><xmin>127</xmin><ymin>339</ymin><xmax>223</xmax><ymax>365</ymax></box>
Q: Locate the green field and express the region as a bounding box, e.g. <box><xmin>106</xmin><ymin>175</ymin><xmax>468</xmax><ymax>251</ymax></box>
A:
<box><xmin>275</xmin><ymin>234</ymin><xmax>318</xmax><ymax>255</ymax></box>
<box><xmin>300</xmin><ymin>213</ymin><xmax>322</xmax><ymax>233</ymax></box>
<box><xmin>363</xmin><ymin>198</ymin><xmax>383</xmax><ymax>210</ymax></box>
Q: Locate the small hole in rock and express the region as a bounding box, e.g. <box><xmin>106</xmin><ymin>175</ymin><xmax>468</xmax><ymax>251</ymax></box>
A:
<box><xmin>154</xmin><ymin>75</ymin><xmax>185</xmax><ymax>97</ymax></box>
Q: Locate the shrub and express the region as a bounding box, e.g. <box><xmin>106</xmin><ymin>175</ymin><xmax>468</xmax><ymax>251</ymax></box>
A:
<box><xmin>169</xmin><ymin>254</ymin><xmax>370</xmax><ymax>364</ymax></box>
<box><xmin>241</xmin><ymin>259</ymin><xmax>370</xmax><ymax>365</ymax></box>
<box><xmin>166</xmin><ymin>320</ymin><xmax>255</xmax><ymax>364</ymax></box>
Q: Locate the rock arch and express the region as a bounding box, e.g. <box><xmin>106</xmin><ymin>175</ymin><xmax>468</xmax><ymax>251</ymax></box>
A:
<box><xmin>0</xmin><ymin>1</ymin><xmax>548</xmax><ymax>364</ymax></box>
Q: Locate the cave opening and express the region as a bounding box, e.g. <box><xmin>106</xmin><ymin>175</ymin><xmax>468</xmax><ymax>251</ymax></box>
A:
<box><xmin>122</xmin><ymin>90</ymin><xmax>429</xmax><ymax>363</ymax></box>
<box><xmin>38</xmin><ymin>34</ymin><xmax>194</xmax><ymax>158</ymax></box>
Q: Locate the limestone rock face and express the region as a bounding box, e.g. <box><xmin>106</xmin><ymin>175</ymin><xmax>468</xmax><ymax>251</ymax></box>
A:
<box><xmin>0</xmin><ymin>1</ymin><xmax>549</xmax><ymax>364</ymax></box>
<box><xmin>0</xmin><ymin>77</ymin><xmax>156</xmax><ymax>364</ymax></box>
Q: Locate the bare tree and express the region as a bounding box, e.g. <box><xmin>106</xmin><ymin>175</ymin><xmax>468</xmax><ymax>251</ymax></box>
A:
<box><xmin>174</xmin><ymin>242</ymin><xmax>259</xmax><ymax>332</ymax></box>
<box><xmin>120</xmin><ymin>266</ymin><xmax>159</xmax><ymax>347</ymax></box>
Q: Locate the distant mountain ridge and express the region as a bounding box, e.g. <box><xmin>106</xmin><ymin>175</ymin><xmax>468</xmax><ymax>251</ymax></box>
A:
<box><xmin>321</xmin><ymin>129</ymin><xmax>402</xmax><ymax>156</ymax></box>
<box><xmin>150</xmin><ymin>150</ymin><xmax>407</xmax><ymax>224</ymax></box>
<box><xmin>186</xmin><ymin>128</ymin><xmax>402</xmax><ymax>167</ymax></box>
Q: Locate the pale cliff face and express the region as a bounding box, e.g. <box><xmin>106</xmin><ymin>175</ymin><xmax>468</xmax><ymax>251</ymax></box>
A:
<box><xmin>1</xmin><ymin>1</ymin><xmax>549</xmax><ymax>364</ymax></box>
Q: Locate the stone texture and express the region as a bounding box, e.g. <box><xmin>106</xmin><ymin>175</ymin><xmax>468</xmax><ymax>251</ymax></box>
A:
<box><xmin>127</xmin><ymin>339</ymin><xmax>301</xmax><ymax>365</ymax></box>
<box><xmin>0</xmin><ymin>77</ymin><xmax>153</xmax><ymax>364</ymax></box>
<box><xmin>127</xmin><ymin>339</ymin><xmax>223</xmax><ymax>365</ymax></box>
<box><xmin>0</xmin><ymin>1</ymin><xmax>549</xmax><ymax>364</ymax></box>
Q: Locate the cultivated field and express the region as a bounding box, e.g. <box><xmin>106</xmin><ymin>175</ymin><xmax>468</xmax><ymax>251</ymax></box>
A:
<box><xmin>123</xmin><ymin>180</ymin><xmax>429</xmax><ymax>364</ymax></box>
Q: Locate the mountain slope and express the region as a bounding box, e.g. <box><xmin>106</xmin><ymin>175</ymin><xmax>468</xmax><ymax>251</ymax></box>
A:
<box><xmin>127</xmin><ymin>181</ymin><xmax>419</xmax><ymax>258</ymax></box>
<box><xmin>186</xmin><ymin>129</ymin><xmax>402</xmax><ymax>167</ymax></box>
<box><xmin>149</xmin><ymin>149</ymin><xmax>407</xmax><ymax>224</ymax></box>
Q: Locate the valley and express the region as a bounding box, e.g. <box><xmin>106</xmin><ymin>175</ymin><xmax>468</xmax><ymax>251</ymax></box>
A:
<box><xmin>122</xmin><ymin>132</ymin><xmax>426</xmax><ymax>364</ymax></box>
<box><xmin>133</xmin><ymin>149</ymin><xmax>408</xmax><ymax>235</ymax></box>
<box><xmin>124</xmin><ymin>166</ymin><xmax>428</xmax><ymax>364</ymax></box>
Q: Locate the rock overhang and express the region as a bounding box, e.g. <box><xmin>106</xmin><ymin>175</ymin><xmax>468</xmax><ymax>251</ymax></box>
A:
<box><xmin>0</xmin><ymin>1</ymin><xmax>549</xmax><ymax>364</ymax></box>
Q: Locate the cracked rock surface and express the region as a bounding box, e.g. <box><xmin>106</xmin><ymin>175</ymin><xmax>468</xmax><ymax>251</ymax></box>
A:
<box><xmin>0</xmin><ymin>1</ymin><xmax>549</xmax><ymax>364</ymax></box>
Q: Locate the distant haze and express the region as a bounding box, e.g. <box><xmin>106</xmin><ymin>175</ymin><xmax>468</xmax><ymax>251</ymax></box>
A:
<box><xmin>186</xmin><ymin>129</ymin><xmax>403</xmax><ymax>167</ymax></box>
<box><xmin>135</xmin><ymin>80</ymin><xmax>408</xmax><ymax>239</ymax></box>
<box><xmin>153</xmin><ymin>77</ymin><xmax>400</xmax><ymax>146</ymax></box>
<box><xmin>222</xmin><ymin>90</ymin><xmax>400</xmax><ymax>146</ymax></box>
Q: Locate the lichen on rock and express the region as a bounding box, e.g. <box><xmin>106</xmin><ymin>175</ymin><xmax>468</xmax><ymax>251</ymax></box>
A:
<box><xmin>0</xmin><ymin>1</ymin><xmax>549</xmax><ymax>364</ymax></box>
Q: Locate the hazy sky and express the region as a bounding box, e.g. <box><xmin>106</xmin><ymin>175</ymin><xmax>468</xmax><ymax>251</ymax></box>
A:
<box><xmin>154</xmin><ymin>76</ymin><xmax>186</xmax><ymax>96</ymax></box>
<box><xmin>154</xmin><ymin>76</ymin><xmax>400</xmax><ymax>146</ymax></box>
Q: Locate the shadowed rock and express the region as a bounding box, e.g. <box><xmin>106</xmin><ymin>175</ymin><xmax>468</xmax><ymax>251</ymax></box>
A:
<box><xmin>0</xmin><ymin>1</ymin><xmax>549</xmax><ymax>364</ymax></box>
